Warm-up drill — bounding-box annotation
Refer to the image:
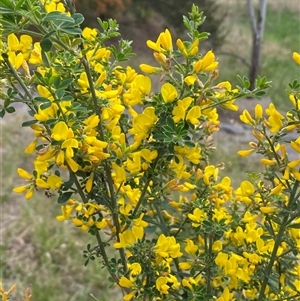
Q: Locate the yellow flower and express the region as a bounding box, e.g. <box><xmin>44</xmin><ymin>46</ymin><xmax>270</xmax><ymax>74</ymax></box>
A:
<box><xmin>29</xmin><ymin>42</ymin><xmax>42</xmax><ymax>65</ymax></box>
<box><xmin>119</xmin><ymin>276</ymin><xmax>133</xmax><ymax>288</ymax></box>
<box><xmin>237</xmin><ymin>149</ymin><xmax>255</xmax><ymax>157</ymax></box>
<box><xmin>179</xmin><ymin>261</ymin><xmax>192</xmax><ymax>270</ymax></box>
<box><xmin>8</xmin><ymin>51</ymin><xmax>24</xmax><ymax>69</ymax></box>
<box><xmin>260</xmin><ymin>206</ymin><xmax>277</xmax><ymax>214</ymax></box>
<box><xmin>185</xmin><ymin>239</ymin><xmax>198</xmax><ymax>256</ymax></box>
<box><xmin>216</xmin><ymin>287</ymin><xmax>234</xmax><ymax>301</ymax></box>
<box><xmin>156</xmin><ymin>277</ymin><xmax>170</xmax><ymax>294</ymax></box>
<box><xmin>172</xmin><ymin>97</ymin><xmax>193</xmax><ymax>123</ymax></box>
<box><xmin>128</xmin><ymin>263</ymin><xmax>142</xmax><ymax>276</ymax></box>
<box><xmin>240</xmin><ymin>109</ymin><xmax>255</xmax><ymax>125</ymax></box>
<box><xmin>188</xmin><ymin>208</ymin><xmax>206</xmax><ymax>227</ymax></box>
<box><xmin>140</xmin><ymin>63</ymin><xmax>161</xmax><ymax>74</ymax></box>
<box><xmin>292</xmin><ymin>52</ymin><xmax>300</xmax><ymax>65</ymax></box>
<box><xmin>176</xmin><ymin>38</ymin><xmax>199</xmax><ymax>57</ymax></box>
<box><xmin>184</xmin><ymin>75</ymin><xmax>197</xmax><ymax>86</ymax></box>
<box><xmin>0</xmin><ymin>281</ymin><xmax>16</xmax><ymax>301</ymax></box>
<box><xmin>51</xmin><ymin>121</ymin><xmax>72</xmax><ymax>141</ymax></box>
<box><xmin>161</xmin><ymin>82</ymin><xmax>178</xmax><ymax>103</ymax></box>
<box><xmin>212</xmin><ymin>240</ymin><xmax>223</xmax><ymax>252</ymax></box>
<box><xmin>82</xmin><ymin>27</ymin><xmax>98</xmax><ymax>41</ymax></box>
<box><xmin>155</xmin><ymin>234</ymin><xmax>183</xmax><ymax>258</ymax></box>
<box><xmin>146</xmin><ymin>29</ymin><xmax>173</xmax><ymax>54</ymax></box>
<box><xmin>265</xmin><ymin>103</ymin><xmax>284</xmax><ymax>133</ymax></box>
<box><xmin>186</xmin><ymin>106</ymin><xmax>201</xmax><ymax>125</ymax></box>
<box><xmin>194</xmin><ymin>50</ymin><xmax>218</xmax><ymax>72</ymax></box>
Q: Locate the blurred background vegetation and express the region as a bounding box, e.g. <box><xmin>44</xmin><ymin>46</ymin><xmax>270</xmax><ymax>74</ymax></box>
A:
<box><xmin>1</xmin><ymin>0</ymin><xmax>299</xmax><ymax>300</ymax></box>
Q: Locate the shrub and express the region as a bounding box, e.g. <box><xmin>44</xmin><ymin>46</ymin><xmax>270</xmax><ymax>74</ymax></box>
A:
<box><xmin>0</xmin><ymin>1</ymin><xmax>299</xmax><ymax>300</ymax></box>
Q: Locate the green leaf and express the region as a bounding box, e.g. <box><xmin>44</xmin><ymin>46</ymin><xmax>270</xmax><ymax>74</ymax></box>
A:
<box><xmin>60</xmin><ymin>26</ymin><xmax>82</xmax><ymax>35</ymax></box>
<box><xmin>0</xmin><ymin>0</ymin><xmax>14</xmax><ymax>9</ymax></box>
<box><xmin>41</xmin><ymin>51</ymin><xmax>51</xmax><ymax>67</ymax></box>
<box><xmin>40</xmin><ymin>102</ymin><xmax>52</xmax><ymax>110</ymax></box>
<box><xmin>56</xmin><ymin>78</ymin><xmax>73</xmax><ymax>90</ymax></box>
<box><xmin>288</xmin><ymin>223</ymin><xmax>300</xmax><ymax>229</ymax></box>
<box><xmin>58</xmin><ymin>191</ymin><xmax>73</xmax><ymax>204</ymax></box>
<box><xmin>40</xmin><ymin>38</ymin><xmax>52</xmax><ymax>52</ymax></box>
<box><xmin>0</xmin><ymin>109</ymin><xmax>5</xmax><ymax>118</ymax></box>
<box><xmin>6</xmin><ymin>106</ymin><xmax>15</xmax><ymax>113</ymax></box>
<box><xmin>72</xmin><ymin>13</ymin><xmax>84</xmax><ymax>25</ymax></box>
<box><xmin>43</xmin><ymin>11</ymin><xmax>75</xmax><ymax>23</ymax></box>
<box><xmin>34</xmin><ymin>71</ymin><xmax>47</xmax><ymax>85</ymax></box>
<box><xmin>33</xmin><ymin>96</ymin><xmax>51</xmax><ymax>103</ymax></box>
<box><xmin>166</xmin><ymin>116</ymin><xmax>176</xmax><ymax>130</ymax></box>
<box><xmin>22</xmin><ymin>120</ymin><xmax>38</xmax><ymax>127</ymax></box>
<box><xmin>15</xmin><ymin>0</ymin><xmax>26</xmax><ymax>10</ymax></box>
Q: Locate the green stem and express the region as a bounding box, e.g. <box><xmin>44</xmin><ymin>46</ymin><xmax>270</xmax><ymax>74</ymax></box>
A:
<box><xmin>257</xmin><ymin>180</ymin><xmax>299</xmax><ymax>300</ymax></box>
<box><xmin>94</xmin><ymin>231</ymin><xmax>119</xmax><ymax>283</ymax></box>
<box><xmin>68</xmin><ymin>167</ymin><xmax>88</xmax><ymax>204</ymax></box>
<box><xmin>87</xmin><ymin>294</ymin><xmax>100</xmax><ymax>301</ymax></box>
<box><xmin>3</xmin><ymin>56</ymin><xmax>35</xmax><ymax>105</ymax></box>
<box><xmin>81</xmin><ymin>56</ymin><xmax>128</xmax><ymax>273</ymax></box>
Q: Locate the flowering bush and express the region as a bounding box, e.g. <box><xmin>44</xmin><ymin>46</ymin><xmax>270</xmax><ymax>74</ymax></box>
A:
<box><xmin>0</xmin><ymin>1</ymin><xmax>299</xmax><ymax>301</ymax></box>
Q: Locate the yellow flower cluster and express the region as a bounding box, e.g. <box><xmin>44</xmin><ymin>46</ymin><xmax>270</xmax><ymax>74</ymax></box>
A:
<box><xmin>1</xmin><ymin>2</ymin><xmax>299</xmax><ymax>300</ymax></box>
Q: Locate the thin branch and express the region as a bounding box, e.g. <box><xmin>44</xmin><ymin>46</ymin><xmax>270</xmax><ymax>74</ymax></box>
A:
<box><xmin>246</xmin><ymin>0</ymin><xmax>257</xmax><ymax>34</ymax></box>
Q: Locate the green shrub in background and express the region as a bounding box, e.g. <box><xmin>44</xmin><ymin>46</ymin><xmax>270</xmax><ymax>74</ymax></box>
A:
<box><xmin>0</xmin><ymin>1</ymin><xmax>299</xmax><ymax>300</ymax></box>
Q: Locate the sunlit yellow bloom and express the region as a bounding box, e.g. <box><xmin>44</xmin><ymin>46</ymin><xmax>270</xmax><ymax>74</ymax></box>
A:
<box><xmin>240</xmin><ymin>109</ymin><xmax>254</xmax><ymax>125</ymax></box>
<box><xmin>45</xmin><ymin>1</ymin><xmax>67</xmax><ymax>13</ymax></box>
<box><xmin>212</xmin><ymin>240</ymin><xmax>223</xmax><ymax>252</ymax></box>
<box><xmin>184</xmin><ymin>75</ymin><xmax>197</xmax><ymax>86</ymax></box>
<box><xmin>172</xmin><ymin>97</ymin><xmax>193</xmax><ymax>123</ymax></box>
<box><xmin>215</xmin><ymin>252</ymin><xmax>228</xmax><ymax>267</ymax></box>
<box><xmin>186</xmin><ymin>106</ymin><xmax>201</xmax><ymax>125</ymax></box>
<box><xmin>161</xmin><ymin>82</ymin><xmax>178</xmax><ymax>103</ymax></box>
<box><xmin>260</xmin><ymin>206</ymin><xmax>277</xmax><ymax>214</ymax></box>
<box><xmin>176</xmin><ymin>38</ymin><xmax>199</xmax><ymax>57</ymax></box>
<box><xmin>155</xmin><ymin>234</ymin><xmax>183</xmax><ymax>258</ymax></box>
<box><xmin>140</xmin><ymin>63</ymin><xmax>161</xmax><ymax>74</ymax></box>
<box><xmin>265</xmin><ymin>103</ymin><xmax>284</xmax><ymax>133</ymax></box>
<box><xmin>179</xmin><ymin>262</ymin><xmax>193</xmax><ymax>270</ymax></box>
<box><xmin>82</xmin><ymin>27</ymin><xmax>98</xmax><ymax>41</ymax></box>
<box><xmin>237</xmin><ymin>149</ymin><xmax>255</xmax><ymax>157</ymax></box>
<box><xmin>188</xmin><ymin>208</ymin><xmax>206</xmax><ymax>227</ymax></box>
<box><xmin>17</xmin><ymin>167</ymin><xmax>32</xmax><ymax>180</ymax></box>
<box><xmin>114</xmin><ymin>229</ymin><xmax>135</xmax><ymax>249</ymax></box>
<box><xmin>216</xmin><ymin>287</ymin><xmax>234</xmax><ymax>301</ymax></box>
<box><xmin>254</xmin><ymin>103</ymin><xmax>263</xmax><ymax>119</ymax></box>
<box><xmin>128</xmin><ymin>263</ymin><xmax>142</xmax><ymax>276</ymax></box>
<box><xmin>85</xmin><ymin>172</ymin><xmax>94</xmax><ymax>192</ymax></box>
<box><xmin>147</xmin><ymin>29</ymin><xmax>173</xmax><ymax>54</ymax></box>
<box><xmin>194</xmin><ymin>50</ymin><xmax>218</xmax><ymax>72</ymax></box>
<box><xmin>292</xmin><ymin>52</ymin><xmax>300</xmax><ymax>65</ymax></box>
<box><xmin>119</xmin><ymin>276</ymin><xmax>133</xmax><ymax>288</ymax></box>
<box><xmin>185</xmin><ymin>239</ymin><xmax>198</xmax><ymax>256</ymax></box>
<box><xmin>156</xmin><ymin>277</ymin><xmax>170</xmax><ymax>294</ymax></box>
<box><xmin>0</xmin><ymin>281</ymin><xmax>16</xmax><ymax>301</ymax></box>
<box><xmin>290</xmin><ymin>137</ymin><xmax>300</xmax><ymax>153</ymax></box>
<box><xmin>8</xmin><ymin>51</ymin><xmax>23</xmax><ymax>69</ymax></box>
<box><xmin>260</xmin><ymin>158</ymin><xmax>276</xmax><ymax>166</ymax></box>
<box><xmin>29</xmin><ymin>42</ymin><xmax>42</xmax><ymax>65</ymax></box>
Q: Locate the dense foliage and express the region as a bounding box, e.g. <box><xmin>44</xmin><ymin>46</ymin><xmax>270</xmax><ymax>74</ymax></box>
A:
<box><xmin>0</xmin><ymin>1</ymin><xmax>299</xmax><ymax>300</ymax></box>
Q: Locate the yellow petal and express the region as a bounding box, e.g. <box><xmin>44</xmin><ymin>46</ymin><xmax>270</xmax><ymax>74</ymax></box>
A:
<box><xmin>17</xmin><ymin>168</ymin><xmax>32</xmax><ymax>180</ymax></box>
<box><xmin>292</xmin><ymin>52</ymin><xmax>300</xmax><ymax>65</ymax></box>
